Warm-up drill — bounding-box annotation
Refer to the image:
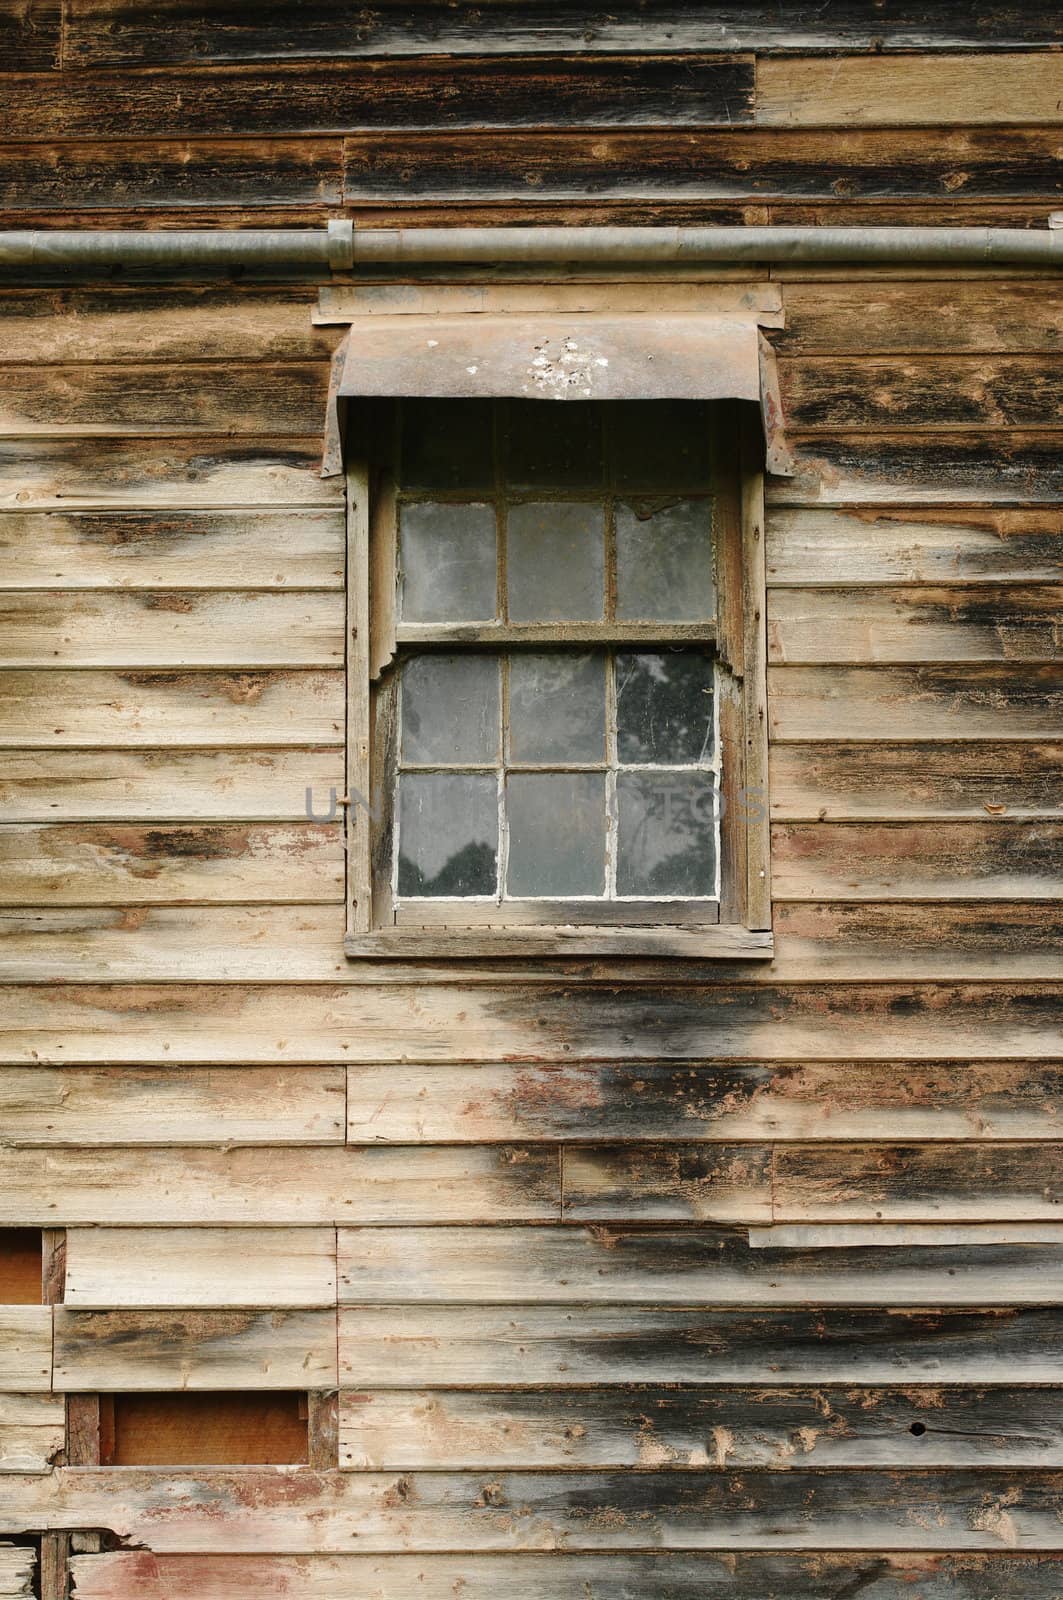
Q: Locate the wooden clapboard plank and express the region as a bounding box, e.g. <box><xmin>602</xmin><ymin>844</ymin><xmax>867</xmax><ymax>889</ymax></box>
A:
<box><xmin>0</xmin><ymin>670</ymin><xmax>344</xmax><ymax>747</ymax></box>
<box><xmin>770</xmin><ymin>433</ymin><xmax>1063</xmax><ymax>507</ymax></box>
<box><xmin>0</xmin><ymin>1309</ymin><xmax>51</xmax><ymax>1390</ymax></box>
<box><xmin>0</xmin><ymin>1393</ymin><xmax>66</xmax><ymax>1475</ymax></box>
<box><xmin>338</xmin><ymin>1305</ymin><xmax>1062</xmax><ymax>1387</ymax></box>
<box><xmin>345</xmin><ymin>1060</ymin><xmax>1063</xmax><ymax>1144</ymax></box>
<box><xmin>0</xmin><ymin>823</ymin><xmax>343</xmax><ymax>905</ymax></box>
<box><xmin>59</xmin><ymin>1551</ymin><xmax>1063</xmax><ymax>1600</ymax></box>
<box><xmin>768</xmin><ymin>666</ymin><xmax>1063</xmax><ymax>740</ymax></box>
<box><xmin>771</xmin><ymin>741</ymin><xmax>1062</xmax><ymax>819</ymax></box>
<box><xmin>105</xmin><ymin>1392</ymin><xmax>310</xmax><ymax>1467</ymax></box>
<box><xmin>0</xmin><ymin>592</ymin><xmax>343</xmax><ymax>667</ymax></box>
<box><xmin>776</xmin><ymin>283</ymin><xmax>1063</xmax><ymax>356</ymax></box>
<box><xmin>0</xmin><ymin>1544</ymin><xmax>34</xmax><ymax>1600</ymax></box>
<box><xmin>0</xmin><ymin>509</ymin><xmax>345</xmax><ymax>589</ymax></box>
<box><xmin>767</xmin><ymin>508</ymin><xmax>1063</xmax><ymax>586</ymax></box>
<box><xmin>340</xmin><ymin>1384</ymin><xmax>1063</xmax><ymax>1470</ymax></box>
<box><xmin>0</xmin><ymin>0</ymin><xmax>60</xmax><ymax>70</ymax></box>
<box><xmin>0</xmin><ymin>749</ymin><xmax>345</xmax><ymax>822</ymax></box>
<box><xmin>771</xmin><ymin>822</ymin><xmax>1062</xmax><ymax>899</ymax></box>
<box><xmin>2</xmin><ymin>982</ymin><xmax>1058</xmax><ymax>1062</ymax></box>
<box><xmin>0</xmin><ymin>438</ymin><xmax>340</xmax><ymax>509</ymax></box>
<box><xmin>775</xmin><ymin>1144</ymin><xmax>1063</xmax><ymax>1222</ymax></box>
<box><xmin>771</xmin><ymin>902</ymin><xmax>1063</xmax><ymax>979</ymax></box>
<box><xmin>768</xmin><ymin>585</ymin><xmax>1063</xmax><ymax>664</ymax></box>
<box><xmin>562</xmin><ymin>1146</ymin><xmax>773</xmax><ymax>1223</ymax></box>
<box><xmin>780</xmin><ymin>358</ymin><xmax>1063</xmax><ymax>432</ymax></box>
<box><xmin>338</xmin><ymin>1225</ymin><xmax>1063</xmax><ymax>1306</ymax></box>
<box><xmin>758</xmin><ymin>53</ymin><xmax>1063</xmax><ymax>126</ymax></box>
<box><xmin>52</xmin><ymin>1308</ymin><xmax>337</xmax><ymax>1390</ymax></box>
<box><xmin>7</xmin><ymin>1464</ymin><xmax>1063</xmax><ymax>1551</ymax></box>
<box><xmin>65</xmin><ymin>1228</ymin><xmax>337</xmax><ymax>1308</ymax></box>
<box><xmin>0</xmin><ymin>57</ymin><xmax>755</xmax><ymax>136</ymax></box>
<box><xmin>0</xmin><ymin>1066</ymin><xmax>345</xmax><ymax>1146</ymax></box>
<box><xmin>0</xmin><ymin>1146</ymin><xmax>560</xmax><ymax>1225</ymax></box>
<box><xmin>0</xmin><ymin>363</ymin><xmax>328</xmax><ymax>436</ymax></box>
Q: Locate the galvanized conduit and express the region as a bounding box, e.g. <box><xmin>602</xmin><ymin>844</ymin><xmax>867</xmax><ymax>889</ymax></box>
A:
<box><xmin>0</xmin><ymin>219</ymin><xmax>1061</xmax><ymax>274</ymax></box>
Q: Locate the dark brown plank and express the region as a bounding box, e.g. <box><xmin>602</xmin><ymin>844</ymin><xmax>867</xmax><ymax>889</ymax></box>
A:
<box><xmin>771</xmin><ymin>821</ymin><xmax>1062</xmax><ymax>899</ymax></box>
<box><xmin>0</xmin><ymin>0</ymin><xmax>60</xmax><ymax>71</ymax></box>
<box><xmin>771</xmin><ymin>433</ymin><xmax>1063</xmax><ymax>506</ymax></box>
<box><xmin>777</xmin><ymin>282</ymin><xmax>1063</xmax><ymax>355</ymax></box>
<box><xmin>106</xmin><ymin>1393</ymin><xmax>309</xmax><ymax>1466</ymax></box>
<box><xmin>0</xmin><ymin>1228</ymin><xmax>42</xmax><ymax>1303</ymax></box>
<box><xmin>780</xmin><ymin>357</ymin><xmax>1063</xmax><ymax>431</ymax></box>
<box><xmin>771</xmin><ymin>742</ymin><xmax>1062</xmax><ymax>819</ymax></box>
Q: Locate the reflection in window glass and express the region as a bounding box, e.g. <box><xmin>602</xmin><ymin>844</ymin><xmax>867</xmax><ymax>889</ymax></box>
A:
<box><xmin>616</xmin><ymin>770</ymin><xmax>716</xmax><ymax>897</ymax></box>
<box><xmin>509</xmin><ymin>652</ymin><xmax>606</xmax><ymax>765</ymax></box>
<box><xmin>399</xmin><ymin>502</ymin><xmax>497</xmax><ymax>624</ymax></box>
<box><xmin>507</xmin><ymin>503</ymin><xmax>604</xmax><ymax>622</ymax></box>
<box><xmin>616</xmin><ymin>650</ymin><xmax>715</xmax><ymax>765</ymax></box>
<box><xmin>400</xmin><ymin>399</ymin><xmax>495</xmax><ymax>491</ymax></box>
<box><xmin>506</xmin><ymin>772</ymin><xmax>606</xmax><ymax>897</ymax></box>
<box><xmin>503</xmin><ymin>401</ymin><xmax>604</xmax><ymax>491</ymax></box>
<box><xmin>401</xmin><ymin>654</ymin><xmax>500</xmax><ymax>766</ymax></box>
<box><xmin>616</xmin><ymin>500</ymin><xmax>715</xmax><ymax>621</ymax></box>
<box><xmin>397</xmin><ymin>773</ymin><xmax>498</xmax><ymax>897</ymax></box>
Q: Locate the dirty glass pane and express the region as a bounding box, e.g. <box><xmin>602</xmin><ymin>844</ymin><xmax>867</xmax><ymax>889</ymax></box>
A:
<box><xmin>398</xmin><ymin>501</ymin><xmax>497</xmax><ymax>623</ymax></box>
<box><xmin>397</xmin><ymin>772</ymin><xmax>498</xmax><ymax>897</ymax></box>
<box><xmin>505</xmin><ymin>772</ymin><xmax>606</xmax><ymax>897</ymax></box>
<box><xmin>616</xmin><ymin>770</ymin><xmax>717</xmax><ymax>897</ymax></box>
<box><xmin>616</xmin><ymin>499</ymin><xmax>715</xmax><ymax>621</ymax></box>
<box><xmin>401</xmin><ymin>654</ymin><xmax>500</xmax><ymax>766</ymax></box>
<box><xmin>508</xmin><ymin>651</ymin><xmax>606</xmax><ymax>764</ymax></box>
<box><xmin>503</xmin><ymin>401</ymin><xmax>604</xmax><ymax>491</ymax></box>
<box><xmin>507</xmin><ymin>502</ymin><xmax>604</xmax><ymax>622</ymax></box>
<box><xmin>400</xmin><ymin>398</ymin><xmax>495</xmax><ymax>490</ymax></box>
<box><xmin>608</xmin><ymin>401</ymin><xmax>713</xmax><ymax>493</ymax></box>
<box><xmin>616</xmin><ymin>650</ymin><xmax>715</xmax><ymax>766</ymax></box>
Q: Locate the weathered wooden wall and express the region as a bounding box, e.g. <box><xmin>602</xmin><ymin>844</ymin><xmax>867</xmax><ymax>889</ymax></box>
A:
<box><xmin>0</xmin><ymin>4</ymin><xmax>1060</xmax><ymax>1595</ymax></box>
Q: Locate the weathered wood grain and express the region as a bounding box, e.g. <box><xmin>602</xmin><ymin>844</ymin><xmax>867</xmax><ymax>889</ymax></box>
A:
<box><xmin>771</xmin><ymin>822</ymin><xmax>1062</xmax><ymax>899</ymax></box>
<box><xmin>60</xmin><ymin>1550</ymin><xmax>1063</xmax><ymax>1600</ymax></box>
<box><xmin>0</xmin><ymin>1543</ymin><xmax>34</xmax><ymax>1600</ymax></box>
<box><xmin>768</xmin><ymin>665</ymin><xmax>1063</xmax><ymax>740</ymax></box>
<box><xmin>772</xmin><ymin>902</ymin><xmax>1063</xmax><ymax>980</ymax></box>
<box><xmin>341</xmin><ymin>1384</ymin><xmax>1063</xmax><ymax>1469</ymax></box>
<box><xmin>2</xmin><ymin>982</ymin><xmax>1057</xmax><ymax>1061</ymax></box>
<box><xmin>0</xmin><ymin>823</ymin><xmax>343</xmax><ymax>904</ymax></box>
<box><xmin>0</xmin><ymin>1146</ymin><xmax>560</xmax><ymax>1225</ymax></box>
<box><xmin>105</xmin><ymin>1391</ymin><xmax>311</xmax><ymax>1467</ymax></box>
<box><xmin>0</xmin><ymin>0</ymin><xmax>59</xmax><ymax>70</ymax></box>
<box><xmin>0</xmin><ymin>1309</ymin><xmax>51</xmax><ymax>1391</ymax></box>
<box><xmin>0</xmin><ymin>509</ymin><xmax>344</xmax><ymax>589</ymax></box>
<box><xmin>65</xmin><ymin>1228</ymin><xmax>337</xmax><ymax>1308</ymax></box>
<box><xmin>52</xmin><ymin>1308</ymin><xmax>337</xmax><ymax>1390</ymax></box>
<box><xmin>0</xmin><ymin>670</ymin><xmax>344</xmax><ymax>746</ymax></box>
<box><xmin>776</xmin><ymin>282</ymin><xmax>1063</xmax><ymax>355</ymax></box>
<box><xmin>767</xmin><ymin>508</ymin><xmax>1063</xmax><ymax>585</ymax></box>
<box><xmin>781</xmin><ymin>358</ymin><xmax>1063</xmax><ymax>432</ymax></box>
<box><xmin>0</xmin><ymin>1393</ymin><xmax>65</xmax><ymax>1475</ymax></box>
<box><xmin>775</xmin><ymin>1143</ymin><xmax>1063</xmax><ymax>1222</ymax></box>
<box><xmin>758</xmin><ymin>53</ymin><xmax>1063</xmax><ymax>127</ymax></box>
<box><xmin>0</xmin><ymin>1066</ymin><xmax>344</xmax><ymax>1145</ymax></box>
<box><xmin>338</xmin><ymin>1305</ymin><xmax>1062</xmax><ymax>1386</ymax></box>
<box><xmin>771</xmin><ymin>742</ymin><xmax>1062</xmax><ymax>819</ymax></box>
<box><xmin>0</xmin><ymin>592</ymin><xmax>343</xmax><ymax>666</ymax></box>
<box><xmin>770</xmin><ymin>433</ymin><xmax>1063</xmax><ymax>506</ymax></box>
<box><xmin>338</xmin><ymin>1225</ymin><xmax>1063</xmax><ymax>1306</ymax></box>
<box><xmin>562</xmin><ymin>1146</ymin><xmax>773</xmax><ymax>1222</ymax></box>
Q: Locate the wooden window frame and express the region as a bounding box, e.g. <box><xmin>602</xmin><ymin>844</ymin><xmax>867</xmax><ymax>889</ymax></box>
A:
<box><xmin>343</xmin><ymin>402</ymin><xmax>771</xmax><ymax>960</ymax></box>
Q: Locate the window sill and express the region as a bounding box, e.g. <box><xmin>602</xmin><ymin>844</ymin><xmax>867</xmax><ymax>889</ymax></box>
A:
<box><xmin>344</xmin><ymin>925</ymin><xmax>773</xmax><ymax>960</ymax></box>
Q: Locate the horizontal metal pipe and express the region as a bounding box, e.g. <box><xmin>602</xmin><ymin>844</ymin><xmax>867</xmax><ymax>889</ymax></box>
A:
<box><xmin>0</xmin><ymin>220</ymin><xmax>1060</xmax><ymax>275</ymax></box>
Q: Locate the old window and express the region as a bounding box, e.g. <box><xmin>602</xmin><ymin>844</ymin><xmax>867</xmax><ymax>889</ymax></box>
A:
<box><xmin>343</xmin><ymin>395</ymin><xmax>770</xmax><ymax>959</ymax></box>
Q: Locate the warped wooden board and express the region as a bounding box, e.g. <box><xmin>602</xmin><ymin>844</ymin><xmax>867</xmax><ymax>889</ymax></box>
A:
<box><xmin>0</xmin><ymin>669</ymin><xmax>344</xmax><ymax>747</ymax></box>
<box><xmin>65</xmin><ymin>1228</ymin><xmax>337</xmax><ymax>1307</ymax></box>
<box><xmin>0</xmin><ymin>362</ymin><xmax>328</xmax><ymax>437</ymax></box>
<box><xmin>0</xmin><ymin>823</ymin><xmax>343</xmax><ymax>905</ymax></box>
<box><xmin>0</xmin><ymin>1393</ymin><xmax>65</xmax><ymax>1474</ymax></box>
<box><xmin>53</xmin><ymin>1307</ymin><xmax>337</xmax><ymax>1390</ymax></box>
<box><xmin>767</xmin><ymin>508</ymin><xmax>1063</xmax><ymax>585</ymax></box>
<box><xmin>768</xmin><ymin>666</ymin><xmax>1063</xmax><ymax>740</ymax></box>
<box><xmin>338</xmin><ymin>1225</ymin><xmax>1063</xmax><ymax>1306</ymax></box>
<box><xmin>771</xmin><ymin>741</ymin><xmax>1062</xmax><ymax>820</ymax></box>
<box><xmin>60</xmin><ymin>1</ymin><xmax>1063</xmax><ymax>63</ymax></box>
<box><xmin>0</xmin><ymin>438</ymin><xmax>340</xmax><ymax>509</ymax></box>
<box><xmin>771</xmin><ymin>822</ymin><xmax>1062</xmax><ymax>899</ymax></box>
<box><xmin>340</xmin><ymin>1384</ymin><xmax>1063</xmax><ymax>1470</ymax></box>
<box><xmin>0</xmin><ymin>508</ymin><xmax>344</xmax><ymax>589</ymax></box>
<box><xmin>768</xmin><ymin>585</ymin><xmax>1063</xmax><ymax>665</ymax></box>
<box><xmin>60</xmin><ymin>1550</ymin><xmax>1063</xmax><ymax>1600</ymax></box>
<box><xmin>6</xmin><ymin>1465</ymin><xmax>1063</xmax><ymax>1551</ymax></box>
<box><xmin>338</xmin><ymin>1305</ymin><xmax>1062</xmax><ymax>1386</ymax></box>
<box><xmin>345</xmin><ymin>1059</ymin><xmax>1063</xmax><ymax>1144</ymax></box>
<box><xmin>758</xmin><ymin>53</ymin><xmax>1063</xmax><ymax>126</ymax></box>
<box><xmin>0</xmin><ymin>1065</ymin><xmax>345</xmax><ymax>1145</ymax></box>
<box><xmin>0</xmin><ymin>1309</ymin><xmax>51</xmax><ymax>1390</ymax></box>
<box><xmin>0</xmin><ymin>591</ymin><xmax>343</xmax><ymax>667</ymax></box>
<box><xmin>2</xmin><ymin>982</ymin><xmax>1058</xmax><ymax>1062</ymax></box>
<box><xmin>780</xmin><ymin>358</ymin><xmax>1063</xmax><ymax>432</ymax></box>
<box><xmin>776</xmin><ymin>284</ymin><xmax>1063</xmax><ymax>356</ymax></box>
<box><xmin>0</xmin><ymin>57</ymin><xmax>755</xmax><ymax>137</ymax></box>
<box><xmin>561</xmin><ymin>1146</ymin><xmax>772</xmax><ymax>1223</ymax></box>
<box><xmin>0</xmin><ymin>1544</ymin><xmax>33</xmax><ymax>1600</ymax></box>
<box><xmin>775</xmin><ymin>1143</ymin><xmax>1063</xmax><ymax>1222</ymax></box>
<box><xmin>0</xmin><ymin>749</ymin><xmax>345</xmax><ymax>822</ymax></box>
<box><xmin>769</xmin><ymin>433</ymin><xmax>1063</xmax><ymax>507</ymax></box>
<box><xmin>0</xmin><ymin>1145</ymin><xmax>560</xmax><ymax>1225</ymax></box>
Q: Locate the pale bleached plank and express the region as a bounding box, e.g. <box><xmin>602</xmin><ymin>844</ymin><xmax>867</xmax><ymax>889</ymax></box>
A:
<box><xmin>766</xmin><ymin>508</ymin><xmax>1062</xmax><ymax>584</ymax></box>
<box><xmin>0</xmin><ymin>1543</ymin><xmax>34</xmax><ymax>1598</ymax></box>
<box><xmin>0</xmin><ymin>1065</ymin><xmax>344</xmax><ymax>1145</ymax></box>
<box><xmin>768</xmin><ymin>585</ymin><xmax>1062</xmax><ymax>665</ymax></box>
<box><xmin>775</xmin><ymin>1144</ymin><xmax>1063</xmax><ymax>1223</ymax></box>
<box><xmin>52</xmin><ymin>1308</ymin><xmax>337</xmax><ymax>1390</ymax></box>
<box><xmin>758</xmin><ymin>53</ymin><xmax>1063</xmax><ymax>126</ymax></box>
<box><xmin>0</xmin><ymin>1146</ymin><xmax>559</xmax><ymax>1225</ymax></box>
<box><xmin>771</xmin><ymin>822</ymin><xmax>1061</xmax><ymax>900</ymax></box>
<box><xmin>768</xmin><ymin>665</ymin><xmax>1062</xmax><ymax>741</ymax></box>
<box><xmin>770</xmin><ymin>741</ymin><xmax>1061</xmax><ymax>820</ymax></box>
<box><xmin>0</xmin><ymin>1310</ymin><xmax>51</xmax><ymax>1391</ymax></box>
<box><xmin>65</xmin><ymin>1228</ymin><xmax>337</xmax><ymax>1308</ymax></box>
<box><xmin>0</xmin><ymin>1393</ymin><xmax>65</xmax><ymax>1474</ymax></box>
